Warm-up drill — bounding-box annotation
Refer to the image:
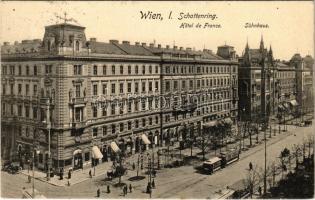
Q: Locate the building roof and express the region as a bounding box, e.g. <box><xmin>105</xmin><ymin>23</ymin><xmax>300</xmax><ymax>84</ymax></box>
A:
<box><xmin>114</xmin><ymin>43</ymin><xmax>154</xmax><ymax>56</ymax></box>
<box><xmin>248</xmin><ymin>49</ymin><xmax>267</xmax><ymax>61</ymax></box>
<box><xmin>1</xmin><ymin>40</ymin><xmax>42</xmax><ymax>54</ymax></box>
<box><xmin>88</xmin><ymin>41</ymin><xmax>127</xmax><ymax>55</ymax></box>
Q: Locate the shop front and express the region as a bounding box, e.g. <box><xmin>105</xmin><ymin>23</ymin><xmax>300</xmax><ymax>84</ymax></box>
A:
<box><xmin>73</xmin><ymin>149</ymin><xmax>83</xmax><ymax>170</ymax></box>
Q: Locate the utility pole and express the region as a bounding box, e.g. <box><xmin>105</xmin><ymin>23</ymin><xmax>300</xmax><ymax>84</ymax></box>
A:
<box><xmin>47</xmin><ymin>99</ymin><xmax>51</xmax><ymax>181</ymax></box>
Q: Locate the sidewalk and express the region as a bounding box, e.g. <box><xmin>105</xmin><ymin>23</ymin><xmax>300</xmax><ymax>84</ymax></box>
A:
<box><xmin>20</xmin><ymin>161</ymin><xmax>113</xmax><ymax>187</ymax></box>
<box><xmin>18</xmin><ymin>123</ymin><xmax>297</xmax><ymax>188</ymax></box>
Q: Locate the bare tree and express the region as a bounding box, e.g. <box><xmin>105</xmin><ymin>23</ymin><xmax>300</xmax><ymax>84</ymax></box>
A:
<box><xmin>243</xmin><ymin>165</ymin><xmax>261</xmax><ymax>198</ymax></box>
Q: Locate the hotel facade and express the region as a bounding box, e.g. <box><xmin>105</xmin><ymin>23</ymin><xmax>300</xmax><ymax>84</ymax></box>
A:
<box><xmin>1</xmin><ymin>23</ymin><xmax>239</xmax><ymax>171</ymax></box>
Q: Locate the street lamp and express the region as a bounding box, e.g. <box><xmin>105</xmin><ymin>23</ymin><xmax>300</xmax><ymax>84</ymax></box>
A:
<box><xmin>46</xmin><ymin>99</ymin><xmax>52</xmax><ymax>181</ymax></box>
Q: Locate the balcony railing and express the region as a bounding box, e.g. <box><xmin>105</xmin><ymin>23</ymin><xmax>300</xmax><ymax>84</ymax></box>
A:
<box><xmin>69</xmin><ymin>97</ymin><xmax>87</xmax><ymax>105</ymax></box>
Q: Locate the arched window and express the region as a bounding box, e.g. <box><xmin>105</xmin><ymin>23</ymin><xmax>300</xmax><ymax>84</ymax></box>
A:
<box><xmin>75</xmin><ymin>41</ymin><xmax>80</xmax><ymax>51</ymax></box>
<box><xmin>47</xmin><ymin>41</ymin><xmax>51</xmax><ymax>51</ymax></box>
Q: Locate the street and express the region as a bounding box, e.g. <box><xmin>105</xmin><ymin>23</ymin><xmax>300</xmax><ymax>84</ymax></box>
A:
<box><xmin>1</xmin><ymin>124</ymin><xmax>313</xmax><ymax>198</ymax></box>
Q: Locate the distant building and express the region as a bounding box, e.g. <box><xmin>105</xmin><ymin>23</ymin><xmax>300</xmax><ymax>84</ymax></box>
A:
<box><xmin>1</xmin><ymin>22</ymin><xmax>238</xmax><ymax>171</ymax></box>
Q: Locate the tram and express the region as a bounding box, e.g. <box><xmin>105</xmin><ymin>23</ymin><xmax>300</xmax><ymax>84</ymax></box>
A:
<box><xmin>219</xmin><ymin>148</ymin><xmax>240</xmax><ymax>168</ymax></box>
<box><xmin>202</xmin><ymin>157</ymin><xmax>222</xmax><ymax>174</ymax></box>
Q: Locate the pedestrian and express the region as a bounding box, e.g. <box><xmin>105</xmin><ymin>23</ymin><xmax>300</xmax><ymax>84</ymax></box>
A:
<box><xmin>107</xmin><ymin>185</ymin><xmax>111</xmax><ymax>193</ymax></box>
<box><xmin>97</xmin><ymin>188</ymin><xmax>100</xmax><ymax>197</ymax></box>
<box><xmin>68</xmin><ymin>170</ymin><xmax>71</xmax><ymax>179</ymax></box>
<box><xmin>258</xmin><ymin>186</ymin><xmax>262</xmax><ymax>196</ymax></box>
<box><xmin>132</xmin><ymin>162</ymin><xmax>136</xmax><ymax>170</ymax></box>
<box><xmin>123</xmin><ymin>186</ymin><xmax>126</xmax><ymax>196</ymax></box>
<box><xmin>28</xmin><ymin>175</ymin><xmax>31</xmax><ymax>183</ymax></box>
<box><xmin>152</xmin><ymin>179</ymin><xmax>155</xmax><ymax>188</ymax></box>
<box><xmin>249</xmin><ymin>162</ymin><xmax>253</xmax><ymax>170</ymax></box>
<box><xmin>153</xmin><ymin>170</ymin><xmax>156</xmax><ymax>177</ymax></box>
<box><xmin>129</xmin><ymin>184</ymin><xmax>132</xmax><ymax>193</ymax></box>
<box><xmin>67</xmin><ymin>180</ymin><xmax>71</xmax><ymax>186</ymax></box>
<box><xmin>125</xmin><ymin>185</ymin><xmax>128</xmax><ymax>195</ymax></box>
<box><xmin>89</xmin><ymin>170</ymin><xmax>92</xmax><ymax>178</ymax></box>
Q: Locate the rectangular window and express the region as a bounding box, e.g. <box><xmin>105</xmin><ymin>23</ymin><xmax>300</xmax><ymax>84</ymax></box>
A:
<box><xmin>189</xmin><ymin>80</ymin><xmax>193</xmax><ymax>89</ymax></box>
<box><xmin>142</xmin><ymin>82</ymin><xmax>146</xmax><ymax>92</ymax></box>
<box><xmin>33</xmin><ymin>85</ymin><xmax>37</xmax><ymax>96</ymax></box>
<box><xmin>141</xmin><ymin>99</ymin><xmax>146</xmax><ymax>110</ymax></box>
<box><xmin>25</xmin><ymin>84</ymin><xmax>29</xmax><ymax>96</ymax></box>
<box><xmin>135</xmin><ymin>120</ymin><xmax>139</xmax><ymax>128</ymax></box>
<box><xmin>120</xmin><ymin>123</ymin><xmax>124</xmax><ymax>132</ymax></box>
<box><xmin>18</xmin><ymin>105</ymin><xmax>22</xmax><ymax>116</ymax></box>
<box><xmin>103</xmin><ymin>65</ymin><xmax>107</xmax><ymax>75</ymax></box>
<box><xmin>135</xmin><ymin>82</ymin><xmax>139</xmax><ymax>93</ymax></box>
<box><xmin>128</xmin><ymin>121</ymin><xmax>131</xmax><ymax>130</ymax></box>
<box><xmin>26</xmin><ymin>66</ymin><xmax>29</xmax><ymax>75</ymax></box>
<box><xmin>174</xmin><ymin>81</ymin><xmax>178</xmax><ymax>90</ymax></box>
<box><xmin>111</xmin><ymin>83</ymin><xmax>115</xmax><ymax>94</ymax></box>
<box><xmin>166</xmin><ymin>81</ymin><xmax>170</xmax><ymax>92</ymax></box>
<box><xmin>93</xmin><ymin>85</ymin><xmax>98</xmax><ymax>96</ymax></box>
<box><xmin>119</xmin><ymin>83</ymin><xmax>124</xmax><ymax>94</ymax></box>
<box><xmin>73</xmin><ymin>65</ymin><xmax>82</xmax><ymax>75</ymax></box>
<box><xmin>111</xmin><ymin>104</ymin><xmax>115</xmax><ymax>115</ymax></box>
<box><xmin>120</xmin><ymin>65</ymin><xmax>123</xmax><ymax>74</ymax></box>
<box><xmin>102</xmin><ymin>106</ymin><xmax>107</xmax><ymax>116</ymax></box>
<box><xmin>34</xmin><ymin>66</ymin><xmax>37</xmax><ymax>76</ymax></box>
<box><xmin>2</xmin><ymin>103</ymin><xmax>5</xmax><ymax>115</ymax></box>
<box><xmin>10</xmin><ymin>84</ymin><xmax>14</xmax><ymax>95</ymax></box>
<box><xmin>111</xmin><ymin>124</ymin><xmax>116</xmax><ymax>134</ymax></box>
<box><xmin>128</xmin><ymin>101</ymin><xmax>132</xmax><ymax>113</ymax></box>
<box><xmin>33</xmin><ymin>107</ymin><xmax>37</xmax><ymax>119</ymax></box>
<box><xmin>112</xmin><ymin>65</ymin><xmax>115</xmax><ymax>74</ymax></box>
<box><xmin>10</xmin><ymin>104</ymin><xmax>13</xmax><ymax>115</ymax></box>
<box><xmin>155</xmin><ymin>81</ymin><xmax>159</xmax><ymax>91</ymax></box>
<box><xmin>182</xmin><ymin>80</ymin><xmax>186</xmax><ymax>89</ymax></box>
<box><xmin>197</xmin><ymin>80</ymin><xmax>200</xmax><ymax>88</ymax></box>
<box><xmin>142</xmin><ymin>65</ymin><xmax>145</xmax><ymax>74</ymax></box>
<box><xmin>135</xmin><ymin>65</ymin><xmax>138</xmax><ymax>74</ymax></box>
<box><xmin>149</xmin><ymin>65</ymin><xmax>152</xmax><ymax>74</ymax></box>
<box><xmin>128</xmin><ymin>83</ymin><xmax>131</xmax><ymax>93</ymax></box>
<box><xmin>93</xmin><ymin>106</ymin><xmax>97</xmax><ymax>118</ymax></box>
<box><xmin>2</xmin><ymin>84</ymin><xmax>5</xmax><ymax>95</ymax></box>
<box><xmin>142</xmin><ymin>118</ymin><xmax>146</xmax><ymax>127</ymax></box>
<box><xmin>93</xmin><ymin>65</ymin><xmax>98</xmax><ymax>75</ymax></box>
<box><xmin>155</xmin><ymin>65</ymin><xmax>158</xmax><ymax>73</ymax></box>
<box><xmin>149</xmin><ymin>82</ymin><xmax>152</xmax><ymax>92</ymax></box>
<box><xmin>155</xmin><ymin>116</ymin><xmax>159</xmax><ymax>124</ymax></box>
<box><xmin>102</xmin><ymin>126</ymin><xmax>107</xmax><ymax>136</ymax></box>
<box><xmin>75</xmin><ymin>108</ymin><xmax>80</xmax><ymax>121</ymax></box>
<box><xmin>18</xmin><ymin>65</ymin><xmax>21</xmax><ymax>75</ymax></box>
<box><xmin>93</xmin><ymin>128</ymin><xmax>98</xmax><ymax>137</ymax></box>
<box><xmin>134</xmin><ymin>100</ymin><xmax>139</xmax><ymax>111</ymax></box>
<box><xmin>75</xmin><ymin>85</ymin><xmax>80</xmax><ymax>97</ymax></box>
<box><xmin>18</xmin><ymin>84</ymin><xmax>22</xmax><ymax>94</ymax></box>
<box><xmin>10</xmin><ymin>65</ymin><xmax>15</xmax><ymax>75</ymax></box>
<box><xmin>25</xmin><ymin>106</ymin><xmax>29</xmax><ymax>118</ymax></box>
<box><xmin>45</xmin><ymin>65</ymin><xmax>52</xmax><ymax>74</ymax></box>
<box><xmin>102</xmin><ymin>84</ymin><xmax>107</xmax><ymax>95</ymax></box>
<box><xmin>128</xmin><ymin>65</ymin><xmax>131</xmax><ymax>74</ymax></box>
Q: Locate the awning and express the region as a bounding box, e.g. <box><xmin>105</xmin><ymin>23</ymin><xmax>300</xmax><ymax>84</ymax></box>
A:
<box><xmin>223</xmin><ymin>118</ymin><xmax>233</xmax><ymax>125</ymax></box>
<box><xmin>110</xmin><ymin>142</ymin><xmax>120</xmax><ymax>153</ymax></box>
<box><xmin>73</xmin><ymin>149</ymin><xmax>82</xmax><ymax>155</ymax></box>
<box><xmin>290</xmin><ymin>100</ymin><xmax>299</xmax><ymax>106</ymax></box>
<box><xmin>92</xmin><ymin>146</ymin><xmax>103</xmax><ymax>159</ymax></box>
<box><xmin>203</xmin><ymin>120</ymin><xmax>218</xmax><ymax>128</ymax></box>
<box><xmin>141</xmin><ymin>134</ymin><xmax>151</xmax><ymax>145</ymax></box>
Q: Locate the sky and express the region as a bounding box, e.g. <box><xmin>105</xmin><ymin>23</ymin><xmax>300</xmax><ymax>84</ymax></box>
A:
<box><xmin>0</xmin><ymin>1</ymin><xmax>314</xmax><ymax>60</ymax></box>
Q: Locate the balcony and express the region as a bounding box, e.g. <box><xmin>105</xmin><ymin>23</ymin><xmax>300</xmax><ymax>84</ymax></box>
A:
<box><xmin>40</xmin><ymin>97</ymin><xmax>54</xmax><ymax>105</ymax></box>
<box><xmin>71</xmin><ymin>121</ymin><xmax>86</xmax><ymax>129</ymax></box>
<box><xmin>69</xmin><ymin>97</ymin><xmax>87</xmax><ymax>105</ymax></box>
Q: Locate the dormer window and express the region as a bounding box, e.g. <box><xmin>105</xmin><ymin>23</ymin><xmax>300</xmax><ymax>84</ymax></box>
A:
<box><xmin>75</xmin><ymin>41</ymin><xmax>80</xmax><ymax>51</ymax></box>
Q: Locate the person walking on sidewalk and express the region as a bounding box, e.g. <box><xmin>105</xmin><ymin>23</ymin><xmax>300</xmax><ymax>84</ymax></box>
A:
<box><xmin>107</xmin><ymin>185</ymin><xmax>111</xmax><ymax>193</ymax></box>
<box><xmin>132</xmin><ymin>162</ymin><xmax>136</xmax><ymax>170</ymax></box>
<box><xmin>129</xmin><ymin>184</ymin><xmax>132</xmax><ymax>193</ymax></box>
<box><xmin>97</xmin><ymin>188</ymin><xmax>100</xmax><ymax>197</ymax></box>
<box><xmin>89</xmin><ymin>170</ymin><xmax>92</xmax><ymax>178</ymax></box>
<box><xmin>258</xmin><ymin>186</ymin><xmax>262</xmax><ymax>196</ymax></box>
<box><xmin>68</xmin><ymin>170</ymin><xmax>71</xmax><ymax>179</ymax></box>
<box><xmin>152</xmin><ymin>179</ymin><xmax>155</xmax><ymax>189</ymax></box>
<box><xmin>249</xmin><ymin>162</ymin><xmax>253</xmax><ymax>170</ymax></box>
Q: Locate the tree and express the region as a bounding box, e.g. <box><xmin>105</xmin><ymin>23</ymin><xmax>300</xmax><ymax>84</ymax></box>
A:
<box><xmin>243</xmin><ymin>165</ymin><xmax>261</xmax><ymax>198</ymax></box>
<box><xmin>112</xmin><ymin>153</ymin><xmax>128</xmax><ymax>184</ymax></box>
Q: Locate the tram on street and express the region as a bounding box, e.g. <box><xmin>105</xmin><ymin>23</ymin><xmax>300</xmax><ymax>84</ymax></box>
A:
<box><xmin>219</xmin><ymin>148</ymin><xmax>240</xmax><ymax>168</ymax></box>
<box><xmin>202</xmin><ymin>156</ymin><xmax>222</xmax><ymax>174</ymax></box>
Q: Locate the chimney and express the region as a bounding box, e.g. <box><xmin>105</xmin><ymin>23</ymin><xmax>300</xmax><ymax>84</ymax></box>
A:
<box><xmin>109</xmin><ymin>39</ymin><xmax>119</xmax><ymax>44</ymax></box>
<box><xmin>180</xmin><ymin>47</ymin><xmax>183</xmax><ymax>51</ymax></box>
<box><xmin>135</xmin><ymin>42</ymin><xmax>140</xmax><ymax>46</ymax></box>
<box><xmin>158</xmin><ymin>44</ymin><xmax>161</xmax><ymax>49</ymax></box>
<box><xmin>90</xmin><ymin>38</ymin><xmax>97</xmax><ymax>42</ymax></box>
<box><xmin>166</xmin><ymin>45</ymin><xmax>170</xmax><ymax>49</ymax></box>
<box><xmin>122</xmin><ymin>41</ymin><xmax>130</xmax><ymax>45</ymax></box>
<box><xmin>141</xmin><ymin>43</ymin><xmax>146</xmax><ymax>46</ymax></box>
<box><xmin>149</xmin><ymin>43</ymin><xmax>154</xmax><ymax>48</ymax></box>
<box><xmin>3</xmin><ymin>42</ymin><xmax>10</xmax><ymax>46</ymax></box>
<box><xmin>174</xmin><ymin>46</ymin><xmax>178</xmax><ymax>50</ymax></box>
